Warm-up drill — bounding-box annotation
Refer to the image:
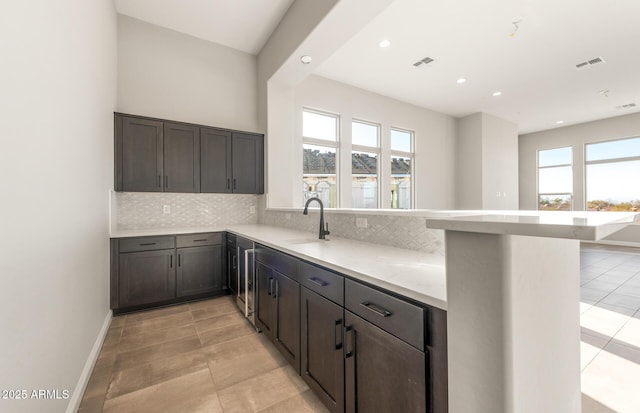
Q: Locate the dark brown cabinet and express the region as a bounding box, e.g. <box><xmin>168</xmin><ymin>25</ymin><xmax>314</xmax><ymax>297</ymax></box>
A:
<box><xmin>111</xmin><ymin>233</ymin><xmax>224</xmax><ymax>313</ymax></box>
<box><xmin>301</xmin><ymin>287</ymin><xmax>345</xmax><ymax>413</ymax></box>
<box><xmin>115</xmin><ymin>113</ymin><xmax>263</xmax><ymax>194</ymax></box>
<box><xmin>163</xmin><ymin>122</ymin><xmax>200</xmax><ymax>192</ymax></box>
<box><xmin>344</xmin><ymin>311</ymin><xmax>427</xmax><ymax>413</ymax></box>
<box><xmin>255</xmin><ymin>246</ymin><xmax>301</xmax><ymax>372</ymax></box>
<box><xmin>115</xmin><ymin>116</ymin><xmax>164</xmax><ymax>192</ymax></box>
<box><xmin>201</xmin><ymin>128</ymin><xmax>264</xmax><ymax>194</ymax></box>
<box><xmin>227</xmin><ymin>234</ymin><xmax>238</xmax><ymax>295</ymax></box>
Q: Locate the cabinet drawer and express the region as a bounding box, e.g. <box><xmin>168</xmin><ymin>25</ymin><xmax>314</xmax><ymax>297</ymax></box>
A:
<box><xmin>176</xmin><ymin>232</ymin><xmax>222</xmax><ymax>248</ymax></box>
<box><xmin>255</xmin><ymin>245</ymin><xmax>299</xmax><ymax>281</ymax></box>
<box><xmin>119</xmin><ymin>236</ymin><xmax>175</xmax><ymax>253</ymax></box>
<box><xmin>299</xmin><ymin>261</ymin><xmax>343</xmax><ymax>305</ymax></box>
<box><xmin>345</xmin><ymin>279</ymin><xmax>424</xmax><ymax>350</ymax></box>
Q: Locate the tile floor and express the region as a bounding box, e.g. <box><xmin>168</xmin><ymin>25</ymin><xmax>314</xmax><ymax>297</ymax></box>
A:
<box><xmin>79</xmin><ymin>244</ymin><xmax>640</xmax><ymax>413</ymax></box>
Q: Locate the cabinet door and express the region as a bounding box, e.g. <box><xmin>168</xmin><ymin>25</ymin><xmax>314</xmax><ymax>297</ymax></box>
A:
<box><xmin>255</xmin><ymin>262</ymin><xmax>275</xmax><ymax>336</ymax></box>
<box><xmin>227</xmin><ymin>243</ymin><xmax>238</xmax><ymax>294</ymax></box>
<box><xmin>117</xmin><ymin>116</ymin><xmax>164</xmax><ymax>192</ymax></box>
<box><xmin>273</xmin><ymin>272</ymin><xmax>300</xmax><ymax>373</ymax></box>
<box><xmin>119</xmin><ymin>249</ymin><xmax>176</xmax><ymax>307</ymax></box>
<box><xmin>301</xmin><ymin>287</ymin><xmax>345</xmax><ymax>413</ymax></box>
<box><xmin>344</xmin><ymin>311</ymin><xmax>426</xmax><ymax>413</ymax></box>
<box><xmin>201</xmin><ymin>127</ymin><xmax>232</xmax><ymax>193</ymax></box>
<box><xmin>164</xmin><ymin>122</ymin><xmax>200</xmax><ymax>192</ymax></box>
<box><xmin>176</xmin><ymin>245</ymin><xmax>222</xmax><ymax>297</ymax></box>
<box><xmin>231</xmin><ymin>132</ymin><xmax>264</xmax><ymax>194</ymax></box>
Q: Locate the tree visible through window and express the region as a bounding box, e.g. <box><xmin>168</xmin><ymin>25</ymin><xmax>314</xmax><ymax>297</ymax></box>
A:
<box><xmin>586</xmin><ymin>137</ymin><xmax>640</xmax><ymax>211</ymax></box>
<box><xmin>538</xmin><ymin>146</ymin><xmax>572</xmax><ymax>210</ymax></box>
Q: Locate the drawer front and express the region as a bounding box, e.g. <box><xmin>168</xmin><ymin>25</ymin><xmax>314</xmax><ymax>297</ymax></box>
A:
<box><xmin>119</xmin><ymin>236</ymin><xmax>175</xmax><ymax>253</ymax></box>
<box><xmin>345</xmin><ymin>279</ymin><xmax>424</xmax><ymax>350</ymax></box>
<box><xmin>176</xmin><ymin>232</ymin><xmax>222</xmax><ymax>248</ymax></box>
<box><xmin>255</xmin><ymin>245</ymin><xmax>299</xmax><ymax>281</ymax></box>
<box><xmin>299</xmin><ymin>261</ymin><xmax>344</xmax><ymax>305</ymax></box>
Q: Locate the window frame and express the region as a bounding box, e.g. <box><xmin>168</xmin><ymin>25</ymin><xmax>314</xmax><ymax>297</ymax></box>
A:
<box><xmin>537</xmin><ymin>145</ymin><xmax>573</xmax><ymax>211</ymax></box>
<box><xmin>351</xmin><ymin>119</ymin><xmax>381</xmax><ymax>209</ymax></box>
<box><xmin>389</xmin><ymin>127</ymin><xmax>415</xmax><ymax>209</ymax></box>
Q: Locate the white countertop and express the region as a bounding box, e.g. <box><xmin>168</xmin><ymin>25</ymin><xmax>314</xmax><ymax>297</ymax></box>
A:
<box><xmin>226</xmin><ymin>225</ymin><xmax>447</xmax><ymax>310</ymax></box>
<box><xmin>427</xmin><ymin>210</ymin><xmax>640</xmax><ymax>240</ymax></box>
<box><xmin>111</xmin><ymin>224</ymin><xmax>447</xmax><ymax>310</ymax></box>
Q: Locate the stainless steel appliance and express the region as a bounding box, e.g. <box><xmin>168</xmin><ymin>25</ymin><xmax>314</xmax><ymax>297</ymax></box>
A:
<box><xmin>235</xmin><ymin>236</ymin><xmax>258</xmax><ymax>329</ymax></box>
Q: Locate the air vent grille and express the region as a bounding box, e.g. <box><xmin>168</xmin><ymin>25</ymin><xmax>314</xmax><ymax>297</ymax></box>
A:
<box><xmin>413</xmin><ymin>56</ymin><xmax>435</xmax><ymax>67</ymax></box>
<box><xmin>575</xmin><ymin>56</ymin><xmax>606</xmax><ymax>70</ymax></box>
<box><xmin>616</xmin><ymin>103</ymin><xmax>637</xmax><ymax>110</ymax></box>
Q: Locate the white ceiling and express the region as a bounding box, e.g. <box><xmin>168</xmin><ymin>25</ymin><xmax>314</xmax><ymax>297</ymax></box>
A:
<box><xmin>114</xmin><ymin>0</ymin><xmax>640</xmax><ymax>134</ymax></box>
<box><xmin>114</xmin><ymin>0</ymin><xmax>294</xmax><ymax>54</ymax></box>
<box><xmin>315</xmin><ymin>0</ymin><xmax>640</xmax><ymax>133</ymax></box>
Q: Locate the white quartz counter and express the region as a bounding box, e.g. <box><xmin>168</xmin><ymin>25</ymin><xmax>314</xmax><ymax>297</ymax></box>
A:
<box><xmin>427</xmin><ymin>210</ymin><xmax>640</xmax><ymax>240</ymax></box>
<box><xmin>110</xmin><ymin>224</ymin><xmax>447</xmax><ymax>310</ymax></box>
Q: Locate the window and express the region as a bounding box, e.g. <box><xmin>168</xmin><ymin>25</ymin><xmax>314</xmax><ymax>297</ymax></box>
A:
<box><xmin>585</xmin><ymin>137</ymin><xmax>640</xmax><ymax>211</ymax></box>
<box><xmin>352</xmin><ymin>121</ymin><xmax>380</xmax><ymax>208</ymax></box>
<box><xmin>538</xmin><ymin>146</ymin><xmax>572</xmax><ymax>210</ymax></box>
<box><xmin>303</xmin><ymin>109</ymin><xmax>338</xmax><ymax>207</ymax></box>
<box><xmin>390</xmin><ymin>128</ymin><xmax>413</xmax><ymax>209</ymax></box>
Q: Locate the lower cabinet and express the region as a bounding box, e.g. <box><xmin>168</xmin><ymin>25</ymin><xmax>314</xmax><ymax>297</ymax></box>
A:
<box><xmin>119</xmin><ymin>249</ymin><xmax>176</xmax><ymax>308</ymax></box>
<box><xmin>111</xmin><ymin>232</ymin><xmax>224</xmax><ymax>313</ymax></box>
<box><xmin>301</xmin><ymin>287</ymin><xmax>345</xmax><ymax>413</ymax></box>
<box><xmin>177</xmin><ymin>244</ymin><xmax>222</xmax><ymax>297</ymax></box>
<box><xmin>344</xmin><ymin>311</ymin><xmax>426</xmax><ymax>413</ymax></box>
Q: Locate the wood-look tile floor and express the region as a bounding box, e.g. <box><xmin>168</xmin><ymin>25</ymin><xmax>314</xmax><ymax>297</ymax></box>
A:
<box><xmin>78</xmin><ymin>296</ymin><xmax>328</xmax><ymax>413</ymax></box>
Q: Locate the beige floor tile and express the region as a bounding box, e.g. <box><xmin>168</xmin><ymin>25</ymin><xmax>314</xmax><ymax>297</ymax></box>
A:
<box><xmin>582</xmin><ymin>393</ymin><xmax>618</xmax><ymax>413</ymax></box>
<box><xmin>191</xmin><ymin>300</ymin><xmax>238</xmax><ymax>322</ymax></box>
<box><xmin>189</xmin><ymin>295</ymin><xmax>235</xmax><ymax>311</ymax></box>
<box><xmin>122</xmin><ymin>311</ymin><xmax>194</xmax><ymax>337</ymax></box>
<box><xmin>205</xmin><ymin>335</ymin><xmax>287</xmax><ymax>390</ymax></box>
<box><xmin>612</xmin><ymin>317</ymin><xmax>640</xmax><ymax>348</ymax></box>
<box><xmin>77</xmin><ymin>395</ymin><xmax>106</xmax><ymax>413</ymax></box>
<box><xmin>195</xmin><ymin>312</ymin><xmax>245</xmax><ymax>334</ymax></box>
<box><xmin>582</xmin><ymin>347</ymin><xmax>640</xmax><ymax>412</ymax></box>
<box><xmin>103</xmin><ymin>369</ymin><xmax>222</xmax><ymax>413</ymax></box>
<box><xmin>110</xmin><ymin>316</ymin><xmax>126</xmax><ymax>328</ymax></box>
<box><xmin>92</xmin><ymin>353</ymin><xmax>117</xmax><ymax>378</ymax></box>
<box><xmin>118</xmin><ymin>323</ymin><xmax>197</xmax><ymax>352</ymax></box>
<box><xmin>199</xmin><ymin>321</ymin><xmax>256</xmax><ymax>347</ymax></box>
<box><xmin>82</xmin><ymin>370</ymin><xmax>112</xmax><ymax>401</ymax></box>
<box><xmin>581</xmin><ymin>305</ymin><xmax>632</xmax><ymax>337</ymax></box>
<box><xmin>114</xmin><ymin>335</ymin><xmax>201</xmax><ymax>371</ymax></box>
<box><xmin>124</xmin><ymin>303</ymin><xmax>191</xmax><ymax>324</ymax></box>
<box><xmin>217</xmin><ymin>366</ymin><xmax>308</xmax><ymax>413</ymax></box>
<box><xmin>107</xmin><ymin>349</ymin><xmax>208</xmax><ymax>399</ymax></box>
<box><xmin>257</xmin><ymin>389</ymin><xmax>329</xmax><ymax>413</ymax></box>
<box><xmin>100</xmin><ymin>325</ymin><xmax>124</xmax><ymax>355</ymax></box>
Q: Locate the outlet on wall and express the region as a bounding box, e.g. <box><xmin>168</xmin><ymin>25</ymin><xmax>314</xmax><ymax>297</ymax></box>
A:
<box><xmin>356</xmin><ymin>217</ymin><xmax>368</xmax><ymax>228</ymax></box>
<box><xmin>163</xmin><ymin>204</ymin><xmax>171</xmax><ymax>214</ymax></box>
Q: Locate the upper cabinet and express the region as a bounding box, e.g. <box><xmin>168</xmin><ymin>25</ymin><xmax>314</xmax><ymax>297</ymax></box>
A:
<box><xmin>115</xmin><ymin>113</ymin><xmax>263</xmax><ymax>194</ymax></box>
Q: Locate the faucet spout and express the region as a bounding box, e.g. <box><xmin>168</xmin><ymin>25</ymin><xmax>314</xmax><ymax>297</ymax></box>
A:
<box><xmin>303</xmin><ymin>197</ymin><xmax>330</xmax><ymax>240</ymax></box>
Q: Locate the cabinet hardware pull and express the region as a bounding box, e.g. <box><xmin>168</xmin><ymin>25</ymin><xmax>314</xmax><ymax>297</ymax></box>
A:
<box><xmin>193</xmin><ymin>239</ymin><xmax>208</xmax><ymax>242</ymax></box>
<box><xmin>308</xmin><ymin>277</ymin><xmax>329</xmax><ymax>287</ymax></box>
<box><xmin>360</xmin><ymin>301</ymin><xmax>392</xmax><ymax>317</ymax></box>
<box><xmin>268</xmin><ymin>277</ymin><xmax>274</xmax><ymax>296</ymax></box>
<box><xmin>274</xmin><ymin>279</ymin><xmax>279</xmax><ymax>300</ymax></box>
<box><xmin>170</xmin><ymin>255</ymin><xmax>173</xmax><ymax>268</ymax></box>
<box><xmin>139</xmin><ymin>242</ymin><xmax>157</xmax><ymax>246</ymax></box>
<box><xmin>233</xmin><ymin>178</ymin><xmax>237</xmax><ymax>190</ymax></box>
<box><xmin>345</xmin><ymin>326</ymin><xmax>355</xmax><ymax>358</ymax></box>
<box><xmin>178</xmin><ymin>254</ymin><xmax>181</xmax><ymax>267</ymax></box>
<box><xmin>334</xmin><ymin>319</ymin><xmax>343</xmax><ymax>350</ymax></box>
<box><xmin>227</xmin><ymin>178</ymin><xmax>230</xmax><ymax>189</ymax></box>
<box><xmin>158</xmin><ymin>175</ymin><xmax>161</xmax><ymax>187</ymax></box>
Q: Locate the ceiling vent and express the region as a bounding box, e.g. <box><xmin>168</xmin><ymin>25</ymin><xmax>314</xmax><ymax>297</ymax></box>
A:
<box><xmin>413</xmin><ymin>56</ymin><xmax>435</xmax><ymax>67</ymax></box>
<box><xmin>615</xmin><ymin>103</ymin><xmax>637</xmax><ymax>110</ymax></box>
<box><xmin>575</xmin><ymin>56</ymin><xmax>606</xmax><ymax>70</ymax></box>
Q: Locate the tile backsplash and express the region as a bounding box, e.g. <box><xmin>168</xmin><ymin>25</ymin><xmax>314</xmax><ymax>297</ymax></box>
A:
<box><xmin>260</xmin><ymin>206</ymin><xmax>445</xmax><ymax>255</ymax></box>
<box><xmin>112</xmin><ymin>192</ymin><xmax>259</xmax><ymax>230</ymax></box>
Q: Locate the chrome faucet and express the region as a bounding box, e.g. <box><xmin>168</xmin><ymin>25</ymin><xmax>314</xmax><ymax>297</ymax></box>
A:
<box><xmin>303</xmin><ymin>197</ymin><xmax>330</xmax><ymax>240</ymax></box>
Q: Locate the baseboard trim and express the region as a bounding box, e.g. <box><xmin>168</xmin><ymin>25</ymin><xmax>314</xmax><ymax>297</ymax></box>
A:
<box><xmin>66</xmin><ymin>310</ymin><xmax>112</xmax><ymax>413</ymax></box>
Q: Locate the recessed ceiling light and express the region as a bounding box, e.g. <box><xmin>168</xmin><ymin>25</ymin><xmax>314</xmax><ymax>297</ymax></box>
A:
<box><xmin>492</xmin><ymin>91</ymin><xmax>502</xmax><ymax>97</ymax></box>
<box><xmin>379</xmin><ymin>40</ymin><xmax>390</xmax><ymax>48</ymax></box>
<box><xmin>300</xmin><ymin>55</ymin><xmax>312</xmax><ymax>64</ymax></box>
<box><xmin>457</xmin><ymin>78</ymin><xmax>467</xmax><ymax>84</ymax></box>
<box><xmin>556</xmin><ymin>120</ymin><xmax>565</xmax><ymax>124</ymax></box>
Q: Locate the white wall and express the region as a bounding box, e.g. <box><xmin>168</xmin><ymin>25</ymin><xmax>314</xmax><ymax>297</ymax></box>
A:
<box><xmin>456</xmin><ymin>113</ymin><xmax>519</xmax><ymax>209</ymax></box>
<box><xmin>291</xmin><ymin>75</ymin><xmax>456</xmax><ymax>209</ymax></box>
<box><xmin>118</xmin><ymin>15</ymin><xmax>258</xmax><ymax>132</ymax></box>
<box><xmin>0</xmin><ymin>1</ymin><xmax>117</xmax><ymax>412</ymax></box>
<box><xmin>520</xmin><ymin>112</ymin><xmax>640</xmax><ymax>245</ymax></box>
